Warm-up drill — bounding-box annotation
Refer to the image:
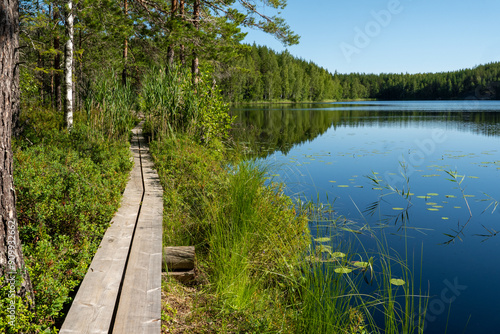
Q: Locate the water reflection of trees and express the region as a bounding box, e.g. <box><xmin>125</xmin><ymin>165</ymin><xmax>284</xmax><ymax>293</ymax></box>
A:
<box><xmin>230</xmin><ymin>105</ymin><xmax>500</xmax><ymax>158</ymax></box>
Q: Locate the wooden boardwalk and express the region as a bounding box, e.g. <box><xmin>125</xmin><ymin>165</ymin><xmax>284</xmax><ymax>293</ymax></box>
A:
<box><xmin>60</xmin><ymin>122</ymin><xmax>163</xmax><ymax>334</ymax></box>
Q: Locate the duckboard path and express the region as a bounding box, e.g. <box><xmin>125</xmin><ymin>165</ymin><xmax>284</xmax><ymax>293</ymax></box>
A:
<box><xmin>60</xmin><ymin>122</ymin><xmax>163</xmax><ymax>333</ymax></box>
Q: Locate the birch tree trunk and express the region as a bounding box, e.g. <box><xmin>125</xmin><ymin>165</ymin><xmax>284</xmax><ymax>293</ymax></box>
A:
<box><xmin>0</xmin><ymin>0</ymin><xmax>35</xmax><ymax>319</ymax></box>
<box><xmin>65</xmin><ymin>0</ymin><xmax>74</xmax><ymax>130</ymax></box>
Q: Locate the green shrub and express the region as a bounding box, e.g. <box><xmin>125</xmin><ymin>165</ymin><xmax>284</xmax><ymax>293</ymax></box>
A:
<box><xmin>0</xmin><ymin>108</ymin><xmax>133</xmax><ymax>332</ymax></box>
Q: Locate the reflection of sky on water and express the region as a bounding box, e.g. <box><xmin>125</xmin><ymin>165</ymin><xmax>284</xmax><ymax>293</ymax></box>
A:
<box><xmin>235</xmin><ymin>101</ymin><xmax>500</xmax><ymax>334</ymax></box>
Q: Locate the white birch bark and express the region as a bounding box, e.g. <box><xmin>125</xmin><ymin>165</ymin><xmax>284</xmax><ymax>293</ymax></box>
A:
<box><xmin>65</xmin><ymin>0</ymin><xmax>74</xmax><ymax>130</ymax></box>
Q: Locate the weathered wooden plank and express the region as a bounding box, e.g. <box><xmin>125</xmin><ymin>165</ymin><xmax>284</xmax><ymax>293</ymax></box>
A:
<box><xmin>112</xmin><ymin>130</ymin><xmax>163</xmax><ymax>334</ymax></box>
<box><xmin>112</xmin><ymin>190</ymin><xmax>163</xmax><ymax>333</ymax></box>
<box><xmin>60</xmin><ymin>128</ymin><xmax>144</xmax><ymax>334</ymax></box>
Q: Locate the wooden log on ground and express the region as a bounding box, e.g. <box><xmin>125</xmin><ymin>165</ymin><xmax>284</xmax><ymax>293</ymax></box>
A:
<box><xmin>164</xmin><ymin>270</ymin><xmax>196</xmax><ymax>283</ymax></box>
<box><xmin>163</xmin><ymin>246</ymin><xmax>196</xmax><ymax>271</ymax></box>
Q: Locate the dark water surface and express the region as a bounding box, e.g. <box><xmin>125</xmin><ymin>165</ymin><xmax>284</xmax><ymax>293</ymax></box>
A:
<box><xmin>231</xmin><ymin>101</ymin><xmax>500</xmax><ymax>334</ymax></box>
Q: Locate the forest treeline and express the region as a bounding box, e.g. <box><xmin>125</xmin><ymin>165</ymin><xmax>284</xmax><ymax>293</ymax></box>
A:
<box><xmin>18</xmin><ymin>0</ymin><xmax>298</xmax><ymax>120</ymax></box>
<box><xmin>219</xmin><ymin>44</ymin><xmax>500</xmax><ymax>102</ymax></box>
<box><xmin>18</xmin><ymin>0</ymin><xmax>500</xmax><ymax>112</ymax></box>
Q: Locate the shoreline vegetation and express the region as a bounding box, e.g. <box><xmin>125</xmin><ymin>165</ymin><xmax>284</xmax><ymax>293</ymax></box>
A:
<box><xmin>229</xmin><ymin>95</ymin><xmax>493</xmax><ymax>105</ymax></box>
<box><xmin>229</xmin><ymin>98</ymin><xmax>376</xmax><ymax>105</ymax></box>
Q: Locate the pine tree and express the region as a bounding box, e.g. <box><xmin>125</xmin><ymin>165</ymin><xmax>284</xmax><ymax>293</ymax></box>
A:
<box><xmin>0</xmin><ymin>0</ymin><xmax>35</xmax><ymax>320</ymax></box>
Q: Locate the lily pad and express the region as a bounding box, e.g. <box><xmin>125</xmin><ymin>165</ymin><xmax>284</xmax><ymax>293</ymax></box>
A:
<box><xmin>390</xmin><ymin>278</ymin><xmax>405</xmax><ymax>286</ymax></box>
<box><xmin>331</xmin><ymin>252</ymin><xmax>346</xmax><ymax>258</ymax></box>
<box><xmin>314</xmin><ymin>237</ymin><xmax>331</xmax><ymax>243</ymax></box>
<box><xmin>338</xmin><ymin>185</ymin><xmax>349</xmax><ymax>188</ymax></box>
<box><xmin>317</xmin><ymin>245</ymin><xmax>332</xmax><ymax>253</ymax></box>
<box><xmin>392</xmin><ymin>207</ymin><xmax>405</xmax><ymax>211</ymax></box>
<box><xmin>427</xmin><ymin>208</ymin><xmax>439</xmax><ymax>211</ymax></box>
<box><xmin>352</xmin><ymin>261</ymin><xmax>369</xmax><ymax>268</ymax></box>
<box><xmin>427</xmin><ymin>193</ymin><xmax>439</xmax><ymax>196</ymax></box>
<box><xmin>334</xmin><ymin>267</ymin><xmax>353</xmax><ymax>274</ymax></box>
<box><xmin>417</xmin><ymin>196</ymin><xmax>432</xmax><ymax>199</ymax></box>
<box><xmin>442</xmin><ymin>217</ymin><xmax>449</xmax><ymax>220</ymax></box>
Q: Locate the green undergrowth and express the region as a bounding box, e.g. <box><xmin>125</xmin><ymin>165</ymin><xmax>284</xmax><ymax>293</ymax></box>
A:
<box><xmin>0</xmin><ymin>107</ymin><xmax>133</xmax><ymax>333</ymax></box>
<box><xmin>150</xmin><ymin>135</ymin><xmax>310</xmax><ymax>332</ymax></box>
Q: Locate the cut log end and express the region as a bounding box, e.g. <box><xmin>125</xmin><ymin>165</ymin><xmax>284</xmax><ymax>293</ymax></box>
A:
<box><xmin>163</xmin><ymin>246</ymin><xmax>196</xmax><ymax>271</ymax></box>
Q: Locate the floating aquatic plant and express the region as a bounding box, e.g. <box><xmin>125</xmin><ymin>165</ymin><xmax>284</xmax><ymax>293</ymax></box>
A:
<box><xmin>390</xmin><ymin>278</ymin><xmax>405</xmax><ymax>286</ymax></box>
<box><xmin>331</xmin><ymin>252</ymin><xmax>346</xmax><ymax>259</ymax></box>
<box><xmin>334</xmin><ymin>267</ymin><xmax>353</xmax><ymax>274</ymax></box>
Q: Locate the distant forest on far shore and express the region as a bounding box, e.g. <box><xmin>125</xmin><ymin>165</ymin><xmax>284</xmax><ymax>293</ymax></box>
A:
<box><xmin>218</xmin><ymin>44</ymin><xmax>500</xmax><ymax>102</ymax></box>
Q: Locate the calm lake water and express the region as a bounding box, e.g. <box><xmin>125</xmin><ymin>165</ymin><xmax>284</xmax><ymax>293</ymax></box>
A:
<box><xmin>231</xmin><ymin>101</ymin><xmax>500</xmax><ymax>334</ymax></box>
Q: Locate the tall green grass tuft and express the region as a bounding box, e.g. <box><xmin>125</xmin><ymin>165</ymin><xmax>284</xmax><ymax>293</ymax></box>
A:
<box><xmin>140</xmin><ymin>67</ymin><xmax>234</xmax><ymax>145</ymax></box>
<box><xmin>83</xmin><ymin>72</ymin><xmax>137</xmax><ymax>140</ymax></box>
<box><xmin>208</xmin><ymin>162</ymin><xmax>309</xmax><ymax>312</ymax></box>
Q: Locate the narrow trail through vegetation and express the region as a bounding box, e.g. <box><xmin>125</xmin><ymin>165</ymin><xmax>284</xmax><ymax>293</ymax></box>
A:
<box><xmin>61</xmin><ymin>122</ymin><xmax>163</xmax><ymax>333</ymax></box>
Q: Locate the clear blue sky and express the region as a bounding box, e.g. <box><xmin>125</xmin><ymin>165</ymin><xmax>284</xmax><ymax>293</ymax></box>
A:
<box><xmin>242</xmin><ymin>0</ymin><xmax>500</xmax><ymax>74</ymax></box>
